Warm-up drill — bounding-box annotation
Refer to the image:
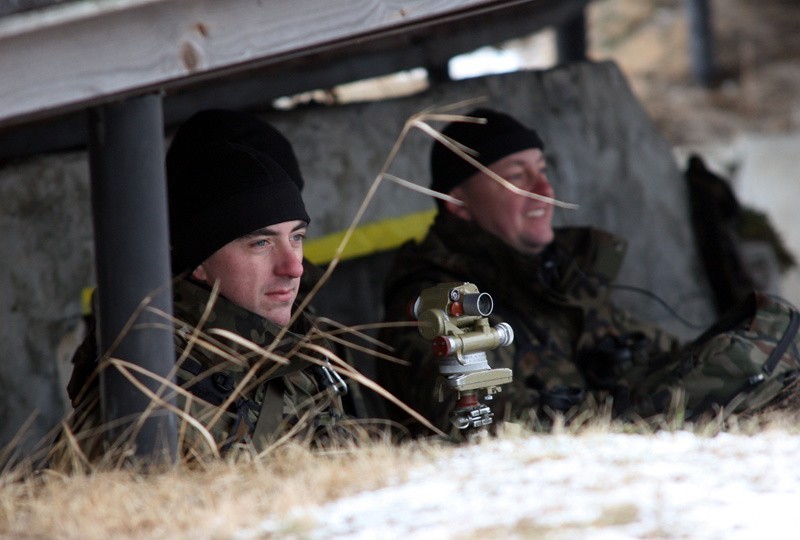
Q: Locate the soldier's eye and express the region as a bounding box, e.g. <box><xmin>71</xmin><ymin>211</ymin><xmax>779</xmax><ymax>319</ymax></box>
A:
<box><xmin>506</xmin><ymin>172</ymin><xmax>526</xmax><ymax>184</ymax></box>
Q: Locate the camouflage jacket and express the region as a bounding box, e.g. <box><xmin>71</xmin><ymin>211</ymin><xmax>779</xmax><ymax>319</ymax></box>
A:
<box><xmin>171</xmin><ymin>279</ymin><xmax>345</xmax><ymax>454</ymax></box>
<box><xmin>377</xmin><ymin>212</ymin><xmax>680</xmax><ymax>433</ymax></box>
<box><xmin>66</xmin><ymin>278</ymin><xmax>345</xmax><ymax>459</ymax></box>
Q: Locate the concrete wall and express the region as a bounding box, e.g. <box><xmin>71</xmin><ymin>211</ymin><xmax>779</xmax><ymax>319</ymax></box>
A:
<box><xmin>0</xmin><ymin>60</ymin><xmax>716</xmax><ymax>449</ymax></box>
<box><xmin>0</xmin><ymin>153</ymin><xmax>94</xmax><ymax>449</ymax></box>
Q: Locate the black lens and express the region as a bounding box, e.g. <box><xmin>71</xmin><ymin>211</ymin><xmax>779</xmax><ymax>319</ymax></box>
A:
<box><xmin>462</xmin><ymin>292</ymin><xmax>493</xmax><ymax>316</ymax></box>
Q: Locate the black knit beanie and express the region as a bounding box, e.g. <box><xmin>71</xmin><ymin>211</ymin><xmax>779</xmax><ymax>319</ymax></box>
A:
<box><xmin>430</xmin><ymin>108</ymin><xmax>545</xmax><ymax>204</ymax></box>
<box><xmin>168</xmin><ymin>141</ymin><xmax>310</xmax><ymax>274</ymax></box>
<box><xmin>166</xmin><ymin>108</ymin><xmax>304</xmax><ymax>191</ymax></box>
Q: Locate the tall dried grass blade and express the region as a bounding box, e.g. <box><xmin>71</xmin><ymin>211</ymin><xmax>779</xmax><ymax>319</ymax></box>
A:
<box><xmin>298</xmin><ymin>341</ymin><xmax>446</xmax><ymax>437</ymax></box>
<box><xmin>107</xmin><ymin>358</ymin><xmax>219</xmax><ymax>457</ymax></box>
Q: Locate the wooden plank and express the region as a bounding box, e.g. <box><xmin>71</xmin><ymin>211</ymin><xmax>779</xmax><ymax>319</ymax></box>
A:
<box><xmin>0</xmin><ymin>0</ymin><xmax>589</xmax><ymax>159</ymax></box>
<box><xmin>0</xmin><ymin>0</ymin><xmax>591</xmax><ymax>159</ymax></box>
<box><xmin>0</xmin><ymin>0</ymin><xmax>518</xmax><ymax>128</ymax></box>
<box><xmin>0</xmin><ymin>0</ymin><xmax>74</xmax><ymax>17</ymax></box>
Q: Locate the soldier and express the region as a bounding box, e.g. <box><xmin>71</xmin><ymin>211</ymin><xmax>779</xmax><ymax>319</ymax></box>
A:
<box><xmin>378</xmin><ymin>108</ymin><xmax>800</xmax><ymax>436</ymax></box>
<box><xmin>65</xmin><ymin>110</ymin><xmax>348</xmax><ymax>459</ymax></box>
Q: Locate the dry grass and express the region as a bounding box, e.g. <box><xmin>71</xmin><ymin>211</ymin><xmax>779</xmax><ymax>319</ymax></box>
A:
<box><xmin>3</xmin><ymin>405</ymin><xmax>800</xmax><ymax>539</ymax></box>
<box><xmin>0</xmin><ymin>434</ymin><xmax>443</xmax><ymax>539</ymax></box>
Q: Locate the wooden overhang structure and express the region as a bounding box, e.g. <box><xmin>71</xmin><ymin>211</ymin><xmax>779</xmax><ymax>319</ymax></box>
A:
<box><xmin>0</xmin><ymin>0</ymin><xmax>713</xmax><ymax>460</ymax></box>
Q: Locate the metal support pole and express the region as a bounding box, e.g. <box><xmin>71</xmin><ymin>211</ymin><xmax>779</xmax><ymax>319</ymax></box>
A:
<box><xmin>555</xmin><ymin>10</ymin><xmax>587</xmax><ymax>65</ymax></box>
<box><xmin>88</xmin><ymin>94</ymin><xmax>177</xmax><ymax>463</ymax></box>
<box><xmin>426</xmin><ymin>62</ymin><xmax>452</xmax><ymax>86</ymax></box>
<box><xmin>685</xmin><ymin>0</ymin><xmax>716</xmax><ymax>87</ymax></box>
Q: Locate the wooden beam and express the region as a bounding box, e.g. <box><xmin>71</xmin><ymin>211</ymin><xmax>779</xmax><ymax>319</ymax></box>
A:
<box><xmin>0</xmin><ymin>0</ymin><xmax>533</xmax><ymax>129</ymax></box>
<box><xmin>0</xmin><ymin>0</ymin><xmax>591</xmax><ymax>160</ymax></box>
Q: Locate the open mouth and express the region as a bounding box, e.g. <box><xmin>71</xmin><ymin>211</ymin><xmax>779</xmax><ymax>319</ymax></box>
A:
<box><xmin>525</xmin><ymin>208</ymin><xmax>547</xmax><ymax>218</ymax></box>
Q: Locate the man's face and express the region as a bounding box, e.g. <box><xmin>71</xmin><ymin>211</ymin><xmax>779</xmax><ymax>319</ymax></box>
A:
<box><xmin>191</xmin><ymin>220</ymin><xmax>306</xmax><ymax>325</ymax></box>
<box><xmin>448</xmin><ymin>148</ymin><xmax>555</xmax><ymax>255</ymax></box>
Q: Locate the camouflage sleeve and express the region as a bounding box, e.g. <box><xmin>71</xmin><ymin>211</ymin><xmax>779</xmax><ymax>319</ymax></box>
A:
<box><xmin>572</xmin><ymin>299</ymin><xmax>682</xmax><ymax>405</ymax></box>
<box><xmin>376</xmin><ymin>274</ymin><xmax>482</xmax><ymax>434</ymax></box>
<box><xmin>604</xmin><ymin>302</ymin><xmax>682</xmax><ymax>356</ymax></box>
<box><xmin>377</xmin><ymin>317</ymin><xmax>450</xmax><ymax>434</ymax></box>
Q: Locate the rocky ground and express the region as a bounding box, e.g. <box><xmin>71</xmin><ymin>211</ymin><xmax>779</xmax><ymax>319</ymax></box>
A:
<box><xmin>589</xmin><ymin>0</ymin><xmax>800</xmax><ymax>147</ymax></box>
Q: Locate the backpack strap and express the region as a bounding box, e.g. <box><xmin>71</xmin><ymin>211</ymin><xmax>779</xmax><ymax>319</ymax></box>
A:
<box><xmin>720</xmin><ymin>304</ymin><xmax>800</xmax><ymax>416</ymax></box>
<box><xmin>691</xmin><ymin>291</ymin><xmax>758</xmax><ymax>348</ymax></box>
<box><xmin>760</xmin><ymin>306</ymin><xmax>800</xmax><ymax>378</ymax></box>
<box><xmin>250</xmin><ymin>380</ymin><xmax>285</xmax><ymax>450</ymax></box>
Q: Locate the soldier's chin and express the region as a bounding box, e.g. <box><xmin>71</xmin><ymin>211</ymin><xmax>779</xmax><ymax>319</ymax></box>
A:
<box><xmin>524</xmin><ymin>229</ymin><xmax>554</xmax><ymax>251</ymax></box>
<box><xmin>261</xmin><ymin>305</ymin><xmax>294</xmax><ymax>326</ymax></box>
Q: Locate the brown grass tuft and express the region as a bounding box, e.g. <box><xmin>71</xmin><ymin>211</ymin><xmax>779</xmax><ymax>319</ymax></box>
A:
<box><xmin>0</xmin><ymin>435</ymin><xmax>443</xmax><ymax>539</ymax></box>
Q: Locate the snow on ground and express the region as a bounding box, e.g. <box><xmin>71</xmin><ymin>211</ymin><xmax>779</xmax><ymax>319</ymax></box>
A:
<box><xmin>242</xmin><ymin>430</ymin><xmax>800</xmax><ymax>539</ymax></box>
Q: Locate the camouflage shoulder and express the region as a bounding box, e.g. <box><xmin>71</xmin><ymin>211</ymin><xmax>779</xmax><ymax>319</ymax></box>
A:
<box><xmin>555</xmin><ymin>226</ymin><xmax>629</xmax><ymax>283</ymax></box>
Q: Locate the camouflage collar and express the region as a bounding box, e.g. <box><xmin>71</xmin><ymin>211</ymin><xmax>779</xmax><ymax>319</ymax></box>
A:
<box><xmin>425</xmin><ymin>212</ymin><xmax>614</xmax><ymax>306</ymax></box>
<box><xmin>430</xmin><ymin>211</ymin><xmax>546</xmax><ymax>281</ymax></box>
<box><xmin>172</xmin><ymin>278</ymin><xmax>316</xmax><ymax>363</ymax></box>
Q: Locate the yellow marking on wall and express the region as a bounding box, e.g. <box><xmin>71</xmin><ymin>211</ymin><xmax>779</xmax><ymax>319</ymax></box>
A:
<box><xmin>305</xmin><ymin>209</ymin><xmax>436</xmax><ymax>265</ymax></box>
<box><xmin>81</xmin><ymin>287</ymin><xmax>94</xmax><ymax>316</ymax></box>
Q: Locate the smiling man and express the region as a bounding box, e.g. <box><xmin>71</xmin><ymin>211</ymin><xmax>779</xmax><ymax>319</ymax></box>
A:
<box><xmin>445</xmin><ymin>146</ymin><xmax>555</xmax><ymax>255</ymax></box>
<box><xmin>377</xmin><ymin>108</ymin><xmax>678</xmax><ymax>435</ymax></box>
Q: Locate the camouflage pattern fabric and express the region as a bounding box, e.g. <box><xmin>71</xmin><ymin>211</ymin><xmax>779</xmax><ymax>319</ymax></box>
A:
<box><xmin>64</xmin><ymin>278</ymin><xmax>344</xmax><ymax>460</ymax></box>
<box><xmin>625</xmin><ymin>290</ymin><xmax>800</xmax><ymax>420</ymax></box>
<box><xmin>378</xmin><ymin>212</ymin><xmax>679</xmax><ymax>434</ymax></box>
<box><xmin>171</xmin><ymin>279</ymin><xmax>345</xmax><ymax>454</ymax></box>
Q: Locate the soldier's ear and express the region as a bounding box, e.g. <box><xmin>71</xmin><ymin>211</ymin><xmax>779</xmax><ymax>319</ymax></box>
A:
<box><xmin>191</xmin><ymin>264</ymin><xmax>208</xmax><ymax>283</ymax></box>
<box><xmin>445</xmin><ymin>187</ymin><xmax>474</xmax><ymax>221</ymax></box>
